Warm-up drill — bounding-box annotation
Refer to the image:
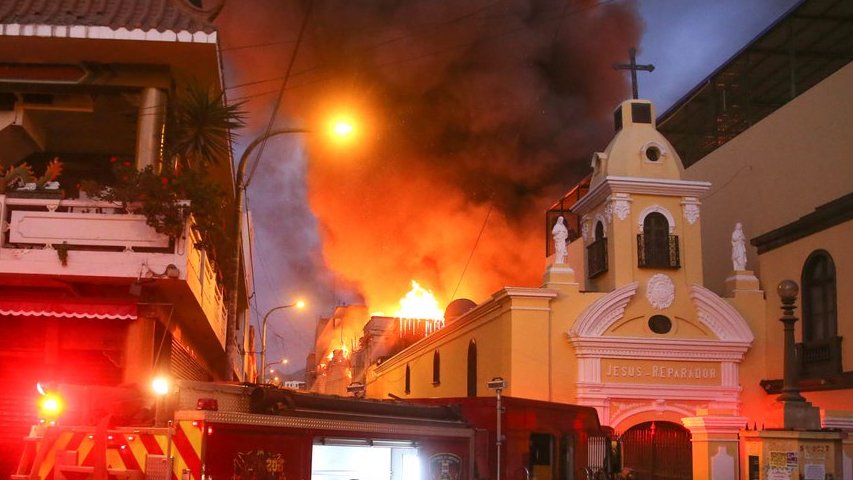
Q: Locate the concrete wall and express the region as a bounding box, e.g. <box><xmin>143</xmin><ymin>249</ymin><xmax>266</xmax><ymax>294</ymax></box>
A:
<box><xmin>683</xmin><ymin>62</ymin><xmax>853</xmax><ymax>295</ymax></box>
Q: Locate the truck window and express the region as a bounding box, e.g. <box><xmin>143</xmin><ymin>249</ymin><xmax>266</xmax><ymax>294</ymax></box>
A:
<box><xmin>530</xmin><ymin>433</ymin><xmax>554</xmax><ymax>480</ymax></box>
<box><xmin>312</xmin><ymin>444</ymin><xmax>420</xmax><ymax>480</ymax></box>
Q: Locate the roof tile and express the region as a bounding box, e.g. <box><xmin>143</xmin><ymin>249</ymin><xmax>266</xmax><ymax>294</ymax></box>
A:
<box><xmin>0</xmin><ymin>0</ymin><xmax>217</xmax><ymax>34</ymax></box>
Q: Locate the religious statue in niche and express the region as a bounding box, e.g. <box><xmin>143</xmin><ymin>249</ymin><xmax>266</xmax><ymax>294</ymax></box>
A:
<box><xmin>731</xmin><ymin>222</ymin><xmax>747</xmax><ymax>271</ymax></box>
<box><xmin>552</xmin><ymin>216</ymin><xmax>569</xmax><ymax>264</ymax></box>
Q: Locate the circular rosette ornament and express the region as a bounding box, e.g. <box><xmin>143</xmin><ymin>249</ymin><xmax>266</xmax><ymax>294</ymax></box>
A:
<box><xmin>646</xmin><ymin>274</ymin><xmax>675</xmax><ymax>310</ymax></box>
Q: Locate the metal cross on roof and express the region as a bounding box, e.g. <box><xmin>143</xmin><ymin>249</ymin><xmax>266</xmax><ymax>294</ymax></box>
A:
<box><xmin>614</xmin><ymin>48</ymin><xmax>655</xmax><ymax>99</ymax></box>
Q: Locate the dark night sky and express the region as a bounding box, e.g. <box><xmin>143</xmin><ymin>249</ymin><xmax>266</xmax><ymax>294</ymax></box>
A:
<box><xmin>215</xmin><ymin>0</ymin><xmax>799</xmax><ymax>375</ymax></box>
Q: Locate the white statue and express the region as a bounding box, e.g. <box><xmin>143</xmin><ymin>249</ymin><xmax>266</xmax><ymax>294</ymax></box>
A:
<box><xmin>552</xmin><ymin>216</ymin><xmax>569</xmax><ymax>264</ymax></box>
<box><xmin>44</xmin><ymin>181</ymin><xmax>60</xmax><ymax>190</ymax></box>
<box><xmin>731</xmin><ymin>222</ymin><xmax>747</xmax><ymax>271</ymax></box>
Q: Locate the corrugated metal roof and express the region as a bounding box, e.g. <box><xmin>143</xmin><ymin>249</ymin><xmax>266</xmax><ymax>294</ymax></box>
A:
<box><xmin>0</xmin><ymin>0</ymin><xmax>219</xmax><ymax>34</ymax></box>
<box><xmin>658</xmin><ymin>0</ymin><xmax>853</xmax><ymax>168</ymax></box>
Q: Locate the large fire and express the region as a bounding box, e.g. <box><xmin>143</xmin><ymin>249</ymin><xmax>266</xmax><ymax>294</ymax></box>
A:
<box><xmin>219</xmin><ymin>0</ymin><xmax>642</xmax><ymax>371</ymax></box>
<box><xmin>393</xmin><ymin>280</ymin><xmax>445</xmax><ymax>338</ymax></box>
<box><xmin>393</xmin><ymin>280</ymin><xmax>444</xmax><ymax>320</ymax></box>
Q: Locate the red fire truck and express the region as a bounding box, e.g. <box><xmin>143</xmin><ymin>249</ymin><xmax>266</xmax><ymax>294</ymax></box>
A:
<box><xmin>13</xmin><ymin>381</ymin><xmax>611</xmax><ymax>480</ymax></box>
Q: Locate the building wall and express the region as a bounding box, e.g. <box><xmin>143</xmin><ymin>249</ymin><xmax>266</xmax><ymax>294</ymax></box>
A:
<box><xmin>683</xmin><ymin>62</ymin><xmax>853</xmax><ymax>294</ymax></box>
<box><xmin>366</xmin><ymin>290</ymin><xmax>558</xmax><ymax>400</ymax></box>
<box><xmin>748</xmin><ymin>221</ymin><xmax>852</xmax><ymax>416</ymax></box>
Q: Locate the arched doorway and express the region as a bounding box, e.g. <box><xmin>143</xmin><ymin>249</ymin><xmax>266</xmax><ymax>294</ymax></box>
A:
<box><xmin>620</xmin><ymin>421</ymin><xmax>692</xmax><ymax>480</ymax></box>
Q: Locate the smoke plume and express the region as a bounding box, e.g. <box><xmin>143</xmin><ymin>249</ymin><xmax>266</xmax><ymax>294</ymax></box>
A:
<box><xmin>219</xmin><ymin>0</ymin><xmax>642</xmax><ymax>319</ymax></box>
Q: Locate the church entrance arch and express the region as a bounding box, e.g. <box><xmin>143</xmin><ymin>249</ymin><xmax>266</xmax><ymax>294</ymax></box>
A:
<box><xmin>620</xmin><ymin>421</ymin><xmax>692</xmax><ymax>480</ymax></box>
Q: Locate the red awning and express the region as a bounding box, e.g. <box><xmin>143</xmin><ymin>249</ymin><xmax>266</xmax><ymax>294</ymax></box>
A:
<box><xmin>0</xmin><ymin>298</ymin><xmax>137</xmax><ymax>320</ymax></box>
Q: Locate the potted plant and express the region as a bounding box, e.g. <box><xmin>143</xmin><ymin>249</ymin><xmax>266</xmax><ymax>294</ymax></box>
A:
<box><xmin>1</xmin><ymin>158</ymin><xmax>64</xmax><ymax>198</ymax></box>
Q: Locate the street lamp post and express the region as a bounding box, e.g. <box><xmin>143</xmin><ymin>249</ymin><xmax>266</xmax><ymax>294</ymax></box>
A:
<box><xmin>226</xmin><ymin>128</ymin><xmax>307</xmax><ymax>380</ymax></box>
<box><xmin>259</xmin><ymin>303</ymin><xmax>302</xmax><ymax>383</ymax></box>
<box><xmin>487</xmin><ymin>377</ymin><xmax>507</xmax><ymax>480</ymax></box>
<box><xmin>227</xmin><ymin>120</ymin><xmax>355</xmax><ymax>380</ymax></box>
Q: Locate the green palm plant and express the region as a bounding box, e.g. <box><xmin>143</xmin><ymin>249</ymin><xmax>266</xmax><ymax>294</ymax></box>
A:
<box><xmin>164</xmin><ymin>82</ymin><xmax>246</xmax><ymax>171</ymax></box>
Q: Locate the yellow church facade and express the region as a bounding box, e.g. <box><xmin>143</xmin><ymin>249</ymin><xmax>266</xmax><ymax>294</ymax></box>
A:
<box><xmin>365</xmin><ymin>99</ymin><xmax>767</xmax><ymax>478</ymax></box>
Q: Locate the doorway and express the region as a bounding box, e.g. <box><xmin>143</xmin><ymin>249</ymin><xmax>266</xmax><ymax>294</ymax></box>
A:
<box><xmin>620</xmin><ymin>421</ymin><xmax>692</xmax><ymax>480</ymax></box>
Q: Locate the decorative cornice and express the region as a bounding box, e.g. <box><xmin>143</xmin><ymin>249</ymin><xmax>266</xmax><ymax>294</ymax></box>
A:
<box><xmin>569</xmin><ymin>282</ymin><xmax>638</xmax><ymax>337</ymax></box>
<box><xmin>689</xmin><ymin>284</ymin><xmax>755</xmax><ymax>342</ymax></box>
<box><xmin>576</xmin><ymin>382</ymin><xmax>742</xmax><ymax>399</ymax></box>
<box><xmin>491</xmin><ymin>287</ymin><xmax>558</xmax><ymax>302</ymax></box>
<box><xmin>751</xmin><ymin>193</ymin><xmax>853</xmax><ymax>254</ymax></box>
<box><xmin>681</xmin><ymin>415</ymin><xmax>749</xmax><ymax>434</ymax></box>
<box><xmin>569</xmin><ymin>336</ymin><xmax>751</xmax><ymax>361</ymax></box>
<box><xmin>572</xmin><ymin>176</ymin><xmax>711</xmax><ymax>215</ymax></box>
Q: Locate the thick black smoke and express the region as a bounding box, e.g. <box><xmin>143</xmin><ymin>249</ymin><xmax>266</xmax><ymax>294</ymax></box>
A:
<box><xmin>217</xmin><ymin>0</ymin><xmax>642</xmax><ymax>360</ymax></box>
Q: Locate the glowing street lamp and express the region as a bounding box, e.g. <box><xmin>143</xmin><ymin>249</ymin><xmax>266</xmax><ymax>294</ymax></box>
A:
<box><xmin>330</xmin><ymin>117</ymin><xmax>356</xmax><ymax>140</ymax></box>
<box><xmin>266</xmin><ymin>358</ymin><xmax>289</xmax><ymax>374</ymax></box>
<box><xmin>260</xmin><ymin>303</ymin><xmax>304</xmax><ymax>383</ymax></box>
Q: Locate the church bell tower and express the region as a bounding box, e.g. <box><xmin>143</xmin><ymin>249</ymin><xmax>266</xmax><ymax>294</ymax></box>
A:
<box><xmin>570</xmin><ymin>99</ymin><xmax>711</xmax><ymax>293</ymax></box>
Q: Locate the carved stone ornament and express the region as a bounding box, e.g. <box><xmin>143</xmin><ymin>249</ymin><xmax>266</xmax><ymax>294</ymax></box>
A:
<box><xmin>604</xmin><ymin>203</ymin><xmax>613</xmax><ymax>223</ymax></box>
<box><xmin>683</xmin><ymin>204</ymin><xmax>700</xmax><ymax>224</ymax></box>
<box><xmin>611</xmin><ymin>194</ymin><xmax>631</xmax><ymax>221</ymax></box>
<box><xmin>581</xmin><ymin>215</ymin><xmax>591</xmax><ymax>243</ymax></box>
<box><xmin>646</xmin><ymin>274</ymin><xmax>675</xmax><ymax>310</ymax></box>
<box><xmin>682</xmin><ymin>197</ymin><xmax>700</xmax><ymax>225</ymax></box>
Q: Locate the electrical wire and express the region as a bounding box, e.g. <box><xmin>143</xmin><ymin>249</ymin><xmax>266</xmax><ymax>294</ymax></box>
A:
<box><xmin>243</xmin><ymin>2</ymin><xmax>314</xmax><ymax>190</ymax></box>
<box><xmin>451</xmin><ymin>202</ymin><xmax>493</xmax><ymax>301</ymax></box>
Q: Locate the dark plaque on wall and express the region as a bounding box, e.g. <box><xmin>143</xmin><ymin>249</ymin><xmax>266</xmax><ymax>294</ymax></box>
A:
<box><xmin>748</xmin><ymin>455</ymin><xmax>760</xmax><ymax>480</ymax></box>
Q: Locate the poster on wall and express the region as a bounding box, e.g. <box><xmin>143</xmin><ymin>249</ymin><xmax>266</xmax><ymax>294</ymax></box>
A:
<box><xmin>767</xmin><ymin>451</ymin><xmax>796</xmax><ymax>480</ymax></box>
<box><xmin>804</xmin><ymin>464</ymin><xmax>825</xmax><ymax>480</ymax></box>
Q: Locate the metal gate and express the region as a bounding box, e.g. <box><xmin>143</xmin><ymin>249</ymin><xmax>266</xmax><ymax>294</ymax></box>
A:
<box><xmin>620</xmin><ymin>421</ymin><xmax>692</xmax><ymax>480</ymax></box>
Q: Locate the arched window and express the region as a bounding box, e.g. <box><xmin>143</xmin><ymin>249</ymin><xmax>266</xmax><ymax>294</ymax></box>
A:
<box><xmin>405</xmin><ymin>364</ymin><xmax>411</xmax><ymax>394</ymax></box>
<box><xmin>588</xmin><ymin>221</ymin><xmax>608</xmax><ymax>278</ymax></box>
<box><xmin>639</xmin><ymin>212</ymin><xmax>679</xmax><ymax>268</ymax></box>
<box><xmin>799</xmin><ymin>250</ymin><xmax>840</xmax><ymax>378</ymax></box>
<box><xmin>802</xmin><ymin>250</ymin><xmax>837</xmax><ymax>342</ymax></box>
<box><xmin>467</xmin><ymin>340</ymin><xmax>477</xmax><ymax>397</ymax></box>
<box><xmin>432</xmin><ymin>350</ymin><xmax>441</xmax><ymax>385</ymax></box>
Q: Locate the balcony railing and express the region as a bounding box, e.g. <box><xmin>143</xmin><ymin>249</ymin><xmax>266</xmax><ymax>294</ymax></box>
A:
<box><xmin>637</xmin><ymin>234</ymin><xmax>681</xmax><ymax>269</ymax></box>
<box><xmin>587</xmin><ymin>238</ymin><xmax>608</xmax><ymax>278</ymax></box>
<box><xmin>0</xmin><ymin>194</ymin><xmax>227</xmax><ymax>347</ymax></box>
<box><xmin>797</xmin><ymin>336</ymin><xmax>843</xmax><ymax>378</ymax></box>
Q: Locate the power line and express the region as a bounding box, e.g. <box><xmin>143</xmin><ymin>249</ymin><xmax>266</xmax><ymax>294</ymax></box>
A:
<box><xmin>243</xmin><ymin>2</ymin><xmax>314</xmax><ymax>190</ymax></box>
<box><xmin>451</xmin><ymin>202</ymin><xmax>493</xmax><ymax>301</ymax></box>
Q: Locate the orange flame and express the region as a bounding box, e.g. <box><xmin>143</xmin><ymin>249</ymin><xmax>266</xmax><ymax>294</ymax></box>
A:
<box><xmin>394</xmin><ymin>280</ymin><xmax>444</xmax><ymax>320</ymax></box>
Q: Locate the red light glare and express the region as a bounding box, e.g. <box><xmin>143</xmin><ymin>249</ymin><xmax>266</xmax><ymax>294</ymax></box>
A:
<box><xmin>37</xmin><ymin>392</ymin><xmax>65</xmax><ymax>420</ymax></box>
